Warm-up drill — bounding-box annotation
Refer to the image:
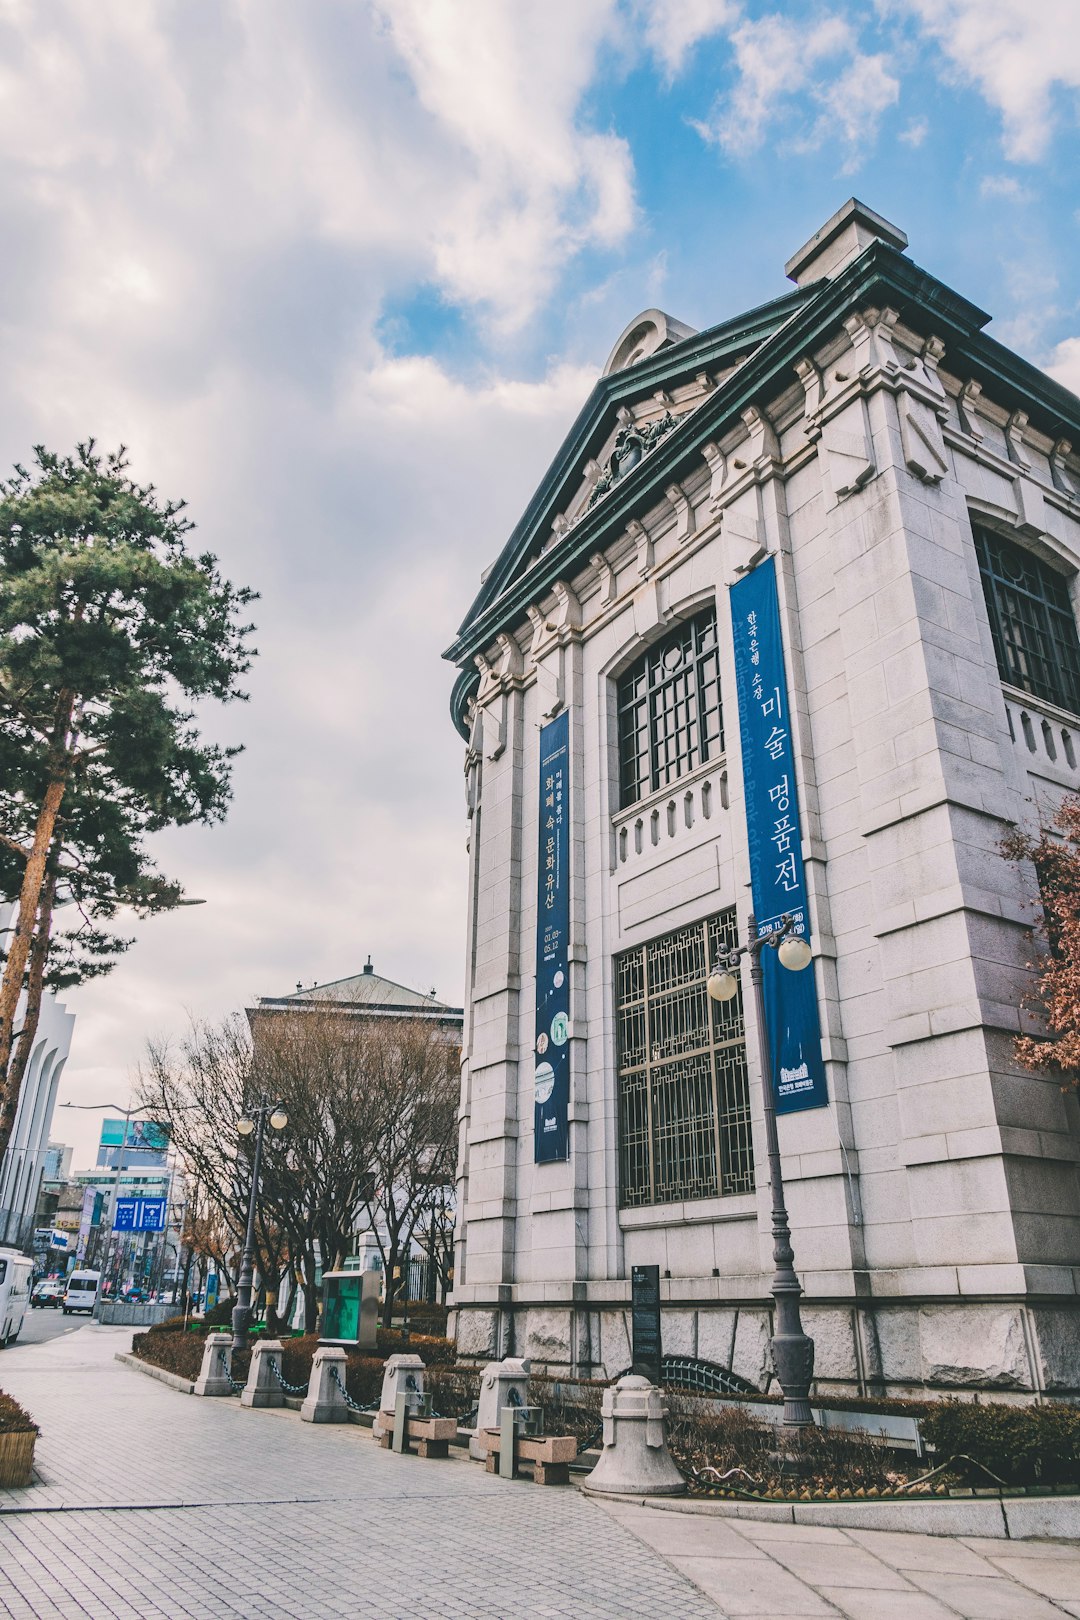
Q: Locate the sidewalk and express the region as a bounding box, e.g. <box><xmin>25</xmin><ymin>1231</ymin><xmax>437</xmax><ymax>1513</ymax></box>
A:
<box><xmin>0</xmin><ymin>1326</ymin><xmax>1078</xmax><ymax>1619</ymax></box>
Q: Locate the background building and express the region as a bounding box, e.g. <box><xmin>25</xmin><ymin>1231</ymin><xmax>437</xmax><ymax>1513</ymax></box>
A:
<box><xmin>0</xmin><ymin>958</ymin><xmax>75</xmax><ymax>1252</ymax></box>
<box><xmin>249</xmin><ymin>961</ymin><xmax>463</xmax><ymax>1309</ymax></box>
<box><xmin>445</xmin><ymin>199</ymin><xmax>1080</xmax><ymax>1399</ymax></box>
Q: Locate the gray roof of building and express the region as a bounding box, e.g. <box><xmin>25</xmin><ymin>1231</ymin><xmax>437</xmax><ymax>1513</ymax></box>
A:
<box><xmin>259</xmin><ymin>963</ymin><xmax>462</xmax><ymax>1017</ymax></box>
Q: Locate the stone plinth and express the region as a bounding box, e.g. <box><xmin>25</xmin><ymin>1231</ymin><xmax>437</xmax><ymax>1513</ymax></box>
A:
<box><xmin>240</xmin><ymin>1339</ymin><xmax>285</xmax><ymax>1409</ymax></box>
<box><xmin>470</xmin><ymin>1356</ymin><xmax>530</xmax><ymax>1460</ymax></box>
<box><xmin>372</xmin><ymin>1353</ymin><xmax>425</xmax><ymax>1442</ymax></box>
<box><xmin>193</xmin><ymin>1332</ymin><xmax>235</xmax><ymax>1397</ymax></box>
<box><xmin>300</xmin><ymin>1345</ymin><xmax>350</xmax><ymax>1423</ymax></box>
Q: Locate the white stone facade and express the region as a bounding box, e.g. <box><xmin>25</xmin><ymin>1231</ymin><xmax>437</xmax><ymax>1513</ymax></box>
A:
<box><xmin>444</xmin><ymin>201</ymin><xmax>1080</xmax><ymax>1399</ymax></box>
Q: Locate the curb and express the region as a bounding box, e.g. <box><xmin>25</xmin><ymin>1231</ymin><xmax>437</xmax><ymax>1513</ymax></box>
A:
<box><xmin>636</xmin><ymin>1491</ymin><xmax>1080</xmax><ymax>1542</ymax></box>
<box><xmin>114</xmin><ymin>1353</ymin><xmax>194</xmax><ymax>1396</ymax></box>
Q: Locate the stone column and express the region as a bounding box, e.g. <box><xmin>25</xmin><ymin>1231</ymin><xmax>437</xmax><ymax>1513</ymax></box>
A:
<box><xmin>372</xmin><ymin>1352</ymin><xmax>425</xmax><ymax>1441</ymax></box>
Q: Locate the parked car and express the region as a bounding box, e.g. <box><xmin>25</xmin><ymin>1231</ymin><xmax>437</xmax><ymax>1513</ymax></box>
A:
<box><xmin>30</xmin><ymin>1280</ymin><xmax>64</xmax><ymax>1309</ymax></box>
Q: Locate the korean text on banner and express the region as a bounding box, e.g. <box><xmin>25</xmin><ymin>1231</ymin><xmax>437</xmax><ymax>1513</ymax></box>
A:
<box><xmin>534</xmin><ymin>711</ymin><xmax>570</xmax><ymax>1162</ymax></box>
<box><xmin>730</xmin><ymin>557</ymin><xmax>828</xmax><ymax>1113</ymax></box>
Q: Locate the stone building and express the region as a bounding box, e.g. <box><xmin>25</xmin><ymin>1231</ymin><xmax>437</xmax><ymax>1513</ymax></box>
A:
<box><xmin>443</xmin><ymin>200</ymin><xmax>1080</xmax><ymax>1398</ymax></box>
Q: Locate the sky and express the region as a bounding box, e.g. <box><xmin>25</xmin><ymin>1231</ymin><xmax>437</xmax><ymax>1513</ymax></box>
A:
<box><xmin>2</xmin><ymin>0</ymin><xmax>1079</xmax><ymax>1170</ymax></box>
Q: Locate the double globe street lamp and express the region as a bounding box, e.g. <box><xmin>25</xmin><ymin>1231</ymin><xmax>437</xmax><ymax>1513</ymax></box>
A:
<box><xmin>231</xmin><ymin>1098</ymin><xmax>288</xmax><ymax>1352</ymax></box>
<box><xmin>707</xmin><ymin>913</ymin><xmax>816</xmax><ymax>1428</ymax></box>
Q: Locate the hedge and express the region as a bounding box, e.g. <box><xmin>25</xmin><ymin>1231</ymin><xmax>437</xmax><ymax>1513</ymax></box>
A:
<box><xmin>921</xmin><ymin>1399</ymin><xmax>1080</xmax><ymax>1487</ymax></box>
<box><xmin>132</xmin><ymin>1329</ymin><xmax>251</xmax><ymax>1386</ymax></box>
<box><xmin>0</xmin><ymin>1391</ymin><xmax>37</xmax><ymax>1435</ymax></box>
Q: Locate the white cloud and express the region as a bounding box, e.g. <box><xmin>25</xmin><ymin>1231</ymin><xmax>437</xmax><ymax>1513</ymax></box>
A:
<box><xmin>637</xmin><ymin>0</ymin><xmax>741</xmax><ymax>79</ymax></box>
<box><xmin>901</xmin><ymin>0</ymin><xmax>1080</xmax><ymax>161</ymax></box>
<box><xmin>898</xmin><ymin>117</ymin><xmax>928</xmax><ymax>147</ymax></box>
<box><xmin>371</xmin><ymin>0</ymin><xmax>634</xmax><ymax>325</ymax></box>
<box><xmin>692</xmin><ymin>12</ymin><xmax>898</xmax><ymax>161</ymax></box>
<box><xmin>979</xmin><ymin>173</ymin><xmax>1033</xmax><ymax>202</ymax></box>
<box><xmin>1045</xmin><ymin>336</ymin><xmax>1080</xmax><ymax>399</ymax></box>
<box><xmin>815</xmin><ymin>51</ymin><xmax>900</xmax><ymax>154</ymax></box>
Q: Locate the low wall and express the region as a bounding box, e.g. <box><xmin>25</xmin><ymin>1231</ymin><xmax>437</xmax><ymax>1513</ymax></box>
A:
<box><xmin>97</xmin><ymin>1301</ymin><xmax>179</xmax><ymax>1328</ymax></box>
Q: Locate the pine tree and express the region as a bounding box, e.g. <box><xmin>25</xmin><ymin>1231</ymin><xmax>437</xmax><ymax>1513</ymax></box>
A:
<box><xmin>0</xmin><ymin>441</ymin><xmax>256</xmax><ymax>1156</ymax></box>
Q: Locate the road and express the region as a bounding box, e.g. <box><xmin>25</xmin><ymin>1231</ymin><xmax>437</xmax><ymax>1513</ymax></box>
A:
<box><xmin>0</xmin><ymin>1326</ymin><xmax>1078</xmax><ymax>1619</ymax></box>
<box><xmin>10</xmin><ymin>1305</ymin><xmax>83</xmax><ymax>1348</ymax></box>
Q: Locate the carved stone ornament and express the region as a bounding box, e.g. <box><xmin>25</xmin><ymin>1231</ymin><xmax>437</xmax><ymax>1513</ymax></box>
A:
<box><xmin>588</xmin><ymin>411</ymin><xmax>679</xmax><ymax>509</ymax></box>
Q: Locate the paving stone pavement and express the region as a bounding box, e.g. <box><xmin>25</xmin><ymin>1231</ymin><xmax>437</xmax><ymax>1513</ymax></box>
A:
<box><xmin>0</xmin><ymin>1327</ymin><xmax>1078</xmax><ymax>1620</ymax></box>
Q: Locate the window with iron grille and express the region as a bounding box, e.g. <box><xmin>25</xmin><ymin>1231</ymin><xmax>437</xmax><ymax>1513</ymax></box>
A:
<box><xmin>615</xmin><ymin>909</ymin><xmax>754</xmax><ymax>1209</ymax></box>
<box><xmin>616</xmin><ymin>607</ymin><xmax>723</xmax><ymax>808</ymax></box>
<box><xmin>974</xmin><ymin>526</ymin><xmax>1080</xmax><ymax>716</ymax></box>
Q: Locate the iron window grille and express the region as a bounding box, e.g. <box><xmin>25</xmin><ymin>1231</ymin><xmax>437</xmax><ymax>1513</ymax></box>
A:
<box><xmin>615</xmin><ymin>909</ymin><xmax>755</xmax><ymax>1209</ymax></box>
<box><xmin>974</xmin><ymin>527</ymin><xmax>1080</xmax><ymax>717</ymax></box>
<box><xmin>616</xmin><ymin>607</ymin><xmax>723</xmax><ymax>808</ymax></box>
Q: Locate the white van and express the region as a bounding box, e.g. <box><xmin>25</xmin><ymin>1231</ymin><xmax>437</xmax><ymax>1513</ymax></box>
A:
<box><xmin>0</xmin><ymin>1250</ymin><xmax>32</xmax><ymax>1345</ymax></box>
<box><xmin>63</xmin><ymin>1270</ymin><xmax>100</xmax><ymax>1316</ymax></box>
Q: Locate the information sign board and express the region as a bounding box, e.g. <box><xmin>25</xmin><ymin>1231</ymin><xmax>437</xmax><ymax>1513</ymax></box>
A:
<box><xmin>631</xmin><ymin>1263</ymin><xmax>662</xmax><ymax>1384</ymax></box>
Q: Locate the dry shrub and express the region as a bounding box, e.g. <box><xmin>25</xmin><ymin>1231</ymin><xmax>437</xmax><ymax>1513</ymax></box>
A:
<box><xmin>132</xmin><ymin>1329</ymin><xmax>250</xmax><ymax>1385</ymax></box>
<box><xmin>0</xmin><ymin>1391</ymin><xmax>37</xmax><ymax>1434</ymax></box>
<box><xmin>426</xmin><ymin>1365</ymin><xmax>482</xmax><ymax>1422</ymax></box>
<box><xmin>527</xmin><ymin>1374</ymin><xmax>604</xmax><ymax>1444</ymax></box>
<box><xmin>666</xmin><ymin>1393</ymin><xmax>905</xmax><ymax>1496</ymax></box>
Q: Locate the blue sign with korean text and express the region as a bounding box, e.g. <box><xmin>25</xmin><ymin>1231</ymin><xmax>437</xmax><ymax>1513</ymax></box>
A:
<box><xmin>534</xmin><ymin>710</ymin><xmax>570</xmax><ymax>1162</ymax></box>
<box><xmin>730</xmin><ymin>557</ymin><xmax>828</xmax><ymax>1114</ymax></box>
<box><xmin>137</xmin><ymin>1198</ymin><xmax>167</xmax><ymax>1232</ymax></box>
<box><xmin>113</xmin><ymin>1197</ymin><xmax>167</xmax><ymax>1232</ymax></box>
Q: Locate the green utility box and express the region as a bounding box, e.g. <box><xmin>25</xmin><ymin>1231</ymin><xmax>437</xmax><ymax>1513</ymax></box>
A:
<box><xmin>321</xmin><ymin>1268</ymin><xmax>380</xmax><ymax>1348</ymax></box>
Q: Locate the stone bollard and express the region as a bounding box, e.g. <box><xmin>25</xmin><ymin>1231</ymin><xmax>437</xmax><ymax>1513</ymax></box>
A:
<box><xmin>193</xmin><ymin>1331</ymin><xmax>235</xmax><ymax>1397</ymax></box>
<box><xmin>300</xmin><ymin>1345</ymin><xmax>350</xmax><ymax>1424</ymax></box>
<box><xmin>372</xmin><ymin>1353</ymin><xmax>425</xmax><ymax>1442</ymax></box>
<box><xmin>581</xmin><ymin>1375</ymin><xmax>686</xmax><ymax>1498</ymax></box>
<box><xmin>240</xmin><ymin>1338</ymin><xmax>285</xmax><ymax>1409</ymax></box>
<box><xmin>470</xmin><ymin>1356</ymin><xmax>530</xmax><ymax>1461</ymax></box>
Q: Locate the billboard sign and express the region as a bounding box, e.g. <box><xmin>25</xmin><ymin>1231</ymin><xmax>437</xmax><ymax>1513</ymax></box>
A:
<box><xmin>96</xmin><ymin>1119</ymin><xmax>169</xmax><ymax>1170</ymax></box>
<box><xmin>75</xmin><ymin>1186</ymin><xmax>102</xmax><ymax>1263</ymax></box>
<box><xmin>730</xmin><ymin>556</ymin><xmax>827</xmax><ymax>1114</ymax></box>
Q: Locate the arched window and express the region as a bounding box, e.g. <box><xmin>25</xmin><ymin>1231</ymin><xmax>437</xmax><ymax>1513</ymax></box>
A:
<box><xmin>974</xmin><ymin>527</ymin><xmax>1080</xmax><ymax>716</ymax></box>
<box><xmin>616</xmin><ymin>606</ymin><xmax>723</xmax><ymax>808</ymax></box>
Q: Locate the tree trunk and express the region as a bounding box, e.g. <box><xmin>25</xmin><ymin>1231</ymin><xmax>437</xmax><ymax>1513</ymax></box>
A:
<box><xmin>0</xmin><ymin>761</ymin><xmax>69</xmax><ymax>1097</ymax></box>
<box><xmin>302</xmin><ymin>1251</ymin><xmax>318</xmax><ymax>1335</ymax></box>
<box><xmin>0</xmin><ymin>870</ymin><xmax>57</xmax><ymax>1163</ymax></box>
<box><xmin>381</xmin><ymin>1236</ymin><xmax>400</xmax><ymax>1330</ymax></box>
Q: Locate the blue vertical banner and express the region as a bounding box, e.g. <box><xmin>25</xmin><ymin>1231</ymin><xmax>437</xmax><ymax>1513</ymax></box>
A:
<box><xmin>730</xmin><ymin>557</ymin><xmax>828</xmax><ymax>1114</ymax></box>
<box><xmin>534</xmin><ymin>710</ymin><xmax>570</xmax><ymax>1162</ymax></box>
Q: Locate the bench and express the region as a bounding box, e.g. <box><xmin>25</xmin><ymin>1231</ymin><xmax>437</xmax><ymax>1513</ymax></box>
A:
<box><xmin>375</xmin><ymin>1409</ymin><xmax>458</xmax><ymax>1458</ymax></box>
<box><xmin>478</xmin><ymin>1427</ymin><xmax>578</xmax><ymax>1485</ymax></box>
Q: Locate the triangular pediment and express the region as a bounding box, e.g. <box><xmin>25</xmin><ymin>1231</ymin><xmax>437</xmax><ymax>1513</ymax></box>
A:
<box><xmin>454</xmin><ymin>287</ymin><xmax>816</xmax><ymax>645</ymax></box>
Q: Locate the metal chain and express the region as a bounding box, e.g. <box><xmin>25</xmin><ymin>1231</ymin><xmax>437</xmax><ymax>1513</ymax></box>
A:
<box><xmin>217</xmin><ymin>1347</ymin><xmax>246</xmax><ymax>1395</ymax></box>
<box><xmin>266</xmin><ymin>1357</ymin><xmax>309</xmax><ymax>1396</ymax></box>
<box><xmin>328</xmin><ymin>1365</ymin><xmax>380</xmax><ymax>1413</ymax></box>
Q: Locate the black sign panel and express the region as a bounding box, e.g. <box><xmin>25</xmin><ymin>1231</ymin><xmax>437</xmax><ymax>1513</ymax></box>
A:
<box><xmin>631</xmin><ymin>1264</ymin><xmax>662</xmax><ymax>1384</ymax></box>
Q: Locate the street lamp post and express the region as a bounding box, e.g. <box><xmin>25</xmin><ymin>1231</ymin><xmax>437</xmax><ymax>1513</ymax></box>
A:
<box><xmin>707</xmin><ymin>913</ymin><xmax>816</xmax><ymax>1428</ymax></box>
<box><xmin>231</xmin><ymin>1098</ymin><xmax>287</xmax><ymax>1352</ymax></box>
